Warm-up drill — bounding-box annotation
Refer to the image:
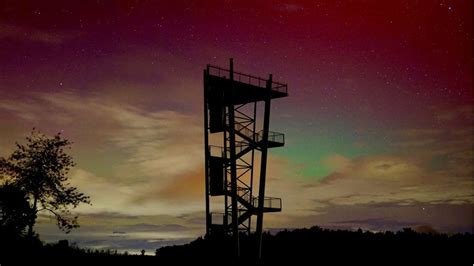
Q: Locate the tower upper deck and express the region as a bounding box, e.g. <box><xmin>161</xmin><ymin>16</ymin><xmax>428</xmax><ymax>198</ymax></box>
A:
<box><xmin>206</xmin><ymin>64</ymin><xmax>288</xmax><ymax>105</ymax></box>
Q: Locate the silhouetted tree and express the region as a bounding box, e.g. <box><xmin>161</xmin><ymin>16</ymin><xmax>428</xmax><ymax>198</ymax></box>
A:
<box><xmin>0</xmin><ymin>129</ymin><xmax>90</xmax><ymax>236</ymax></box>
<box><xmin>0</xmin><ymin>182</ymin><xmax>32</xmax><ymax>236</ymax></box>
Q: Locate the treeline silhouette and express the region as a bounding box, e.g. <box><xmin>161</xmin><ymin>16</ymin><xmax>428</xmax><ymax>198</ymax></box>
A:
<box><xmin>155</xmin><ymin>226</ymin><xmax>473</xmax><ymax>264</ymax></box>
<box><xmin>1</xmin><ymin>226</ymin><xmax>472</xmax><ymax>265</ymax></box>
<box><xmin>0</xmin><ymin>233</ymin><xmax>154</xmax><ymax>265</ymax></box>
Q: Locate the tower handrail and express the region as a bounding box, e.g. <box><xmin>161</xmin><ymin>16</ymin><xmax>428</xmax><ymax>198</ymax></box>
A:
<box><xmin>252</xmin><ymin>196</ymin><xmax>282</xmax><ymax>210</ymax></box>
<box><xmin>207</xmin><ymin>64</ymin><xmax>288</xmax><ymax>94</ymax></box>
<box><xmin>236</xmin><ymin>187</ymin><xmax>281</xmax><ymax>211</ymax></box>
<box><xmin>210</xmin><ymin>212</ymin><xmax>226</xmax><ymax>225</ymax></box>
<box><xmin>208</xmin><ymin>142</ymin><xmax>249</xmax><ymax>158</ymax></box>
<box><xmin>233</xmin><ymin>121</ymin><xmax>285</xmax><ymax>145</ymax></box>
<box><xmin>257</xmin><ymin>130</ymin><xmax>285</xmax><ymax>144</ymax></box>
<box><xmin>208</xmin><ymin>145</ymin><xmax>226</xmax><ymax>157</ymax></box>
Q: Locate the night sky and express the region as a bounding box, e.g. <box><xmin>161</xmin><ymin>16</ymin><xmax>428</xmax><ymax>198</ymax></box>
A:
<box><xmin>0</xmin><ymin>0</ymin><xmax>472</xmax><ymax>253</ymax></box>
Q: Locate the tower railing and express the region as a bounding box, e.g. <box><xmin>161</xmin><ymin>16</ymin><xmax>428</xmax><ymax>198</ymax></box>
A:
<box><xmin>208</xmin><ymin>142</ymin><xmax>249</xmax><ymax>158</ymax></box>
<box><xmin>208</xmin><ymin>145</ymin><xmax>226</xmax><ymax>157</ymax></box>
<box><xmin>252</xmin><ymin>196</ymin><xmax>282</xmax><ymax>211</ymax></box>
<box><xmin>236</xmin><ymin>187</ymin><xmax>281</xmax><ymax>211</ymax></box>
<box><xmin>207</xmin><ymin>65</ymin><xmax>288</xmax><ymax>94</ymax></box>
<box><xmin>257</xmin><ymin>130</ymin><xmax>285</xmax><ymax>145</ymax></box>
<box><xmin>210</xmin><ymin>212</ymin><xmax>226</xmax><ymax>225</ymax></box>
<box><xmin>233</xmin><ymin>121</ymin><xmax>285</xmax><ymax>146</ymax></box>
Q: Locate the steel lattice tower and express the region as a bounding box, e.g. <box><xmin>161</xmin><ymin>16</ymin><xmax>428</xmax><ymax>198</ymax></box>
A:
<box><xmin>203</xmin><ymin>59</ymin><xmax>288</xmax><ymax>259</ymax></box>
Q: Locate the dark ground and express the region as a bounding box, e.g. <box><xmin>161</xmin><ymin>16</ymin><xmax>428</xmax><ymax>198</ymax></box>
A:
<box><xmin>1</xmin><ymin>226</ymin><xmax>472</xmax><ymax>265</ymax></box>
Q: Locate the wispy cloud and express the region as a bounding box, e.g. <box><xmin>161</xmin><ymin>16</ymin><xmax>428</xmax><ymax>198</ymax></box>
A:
<box><xmin>36</xmin><ymin>213</ymin><xmax>196</xmax><ymax>254</ymax></box>
<box><xmin>117</xmin><ymin>223</ymin><xmax>188</xmax><ymax>233</ymax></box>
<box><xmin>286</xmin><ymin>203</ymin><xmax>473</xmax><ymax>233</ymax></box>
<box><xmin>334</xmin><ymin>217</ymin><xmax>418</xmax><ymax>229</ymax></box>
<box><xmin>276</xmin><ymin>3</ymin><xmax>304</xmax><ymax>13</ymax></box>
<box><xmin>436</xmin><ymin>105</ymin><xmax>472</xmax><ymax>122</ymax></box>
<box><xmin>0</xmin><ymin>91</ymin><xmax>204</xmax><ymax>214</ymax></box>
<box><xmin>0</xmin><ymin>23</ymin><xmax>80</xmax><ymax>44</ymax></box>
<box><xmin>311</xmin><ymin>154</ymin><xmax>472</xmax><ymax>206</ymax></box>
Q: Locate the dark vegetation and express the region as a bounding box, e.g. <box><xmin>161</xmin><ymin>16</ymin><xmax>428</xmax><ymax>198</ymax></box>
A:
<box><xmin>0</xmin><ymin>129</ymin><xmax>90</xmax><ymax>236</ymax></box>
<box><xmin>156</xmin><ymin>227</ymin><xmax>473</xmax><ymax>265</ymax></box>
<box><xmin>0</xmin><ymin>129</ymin><xmax>91</xmax><ymax>265</ymax></box>
<box><xmin>0</xmin><ymin>226</ymin><xmax>472</xmax><ymax>265</ymax></box>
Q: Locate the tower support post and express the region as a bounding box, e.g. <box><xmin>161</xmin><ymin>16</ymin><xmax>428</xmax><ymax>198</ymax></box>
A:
<box><xmin>256</xmin><ymin>74</ymin><xmax>272</xmax><ymax>259</ymax></box>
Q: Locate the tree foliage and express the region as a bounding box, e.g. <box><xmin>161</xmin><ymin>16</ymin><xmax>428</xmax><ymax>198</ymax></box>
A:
<box><xmin>0</xmin><ymin>129</ymin><xmax>90</xmax><ymax>235</ymax></box>
<box><xmin>0</xmin><ymin>182</ymin><xmax>32</xmax><ymax>236</ymax></box>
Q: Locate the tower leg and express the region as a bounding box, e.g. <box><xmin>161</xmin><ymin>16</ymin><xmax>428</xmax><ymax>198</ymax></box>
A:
<box><xmin>228</xmin><ymin>58</ymin><xmax>240</xmax><ymax>258</ymax></box>
<box><xmin>203</xmin><ymin>69</ymin><xmax>210</xmax><ymax>236</ymax></box>
<box><xmin>256</xmin><ymin>74</ymin><xmax>273</xmax><ymax>260</ymax></box>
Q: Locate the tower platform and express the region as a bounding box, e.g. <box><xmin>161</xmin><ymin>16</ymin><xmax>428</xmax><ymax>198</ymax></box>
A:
<box><xmin>206</xmin><ymin>65</ymin><xmax>288</xmax><ymax>106</ymax></box>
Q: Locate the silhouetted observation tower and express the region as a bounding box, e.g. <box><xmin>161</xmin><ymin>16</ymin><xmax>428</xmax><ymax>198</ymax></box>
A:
<box><xmin>203</xmin><ymin>59</ymin><xmax>288</xmax><ymax>258</ymax></box>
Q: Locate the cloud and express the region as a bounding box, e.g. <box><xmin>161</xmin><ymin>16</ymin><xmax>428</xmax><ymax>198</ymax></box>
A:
<box><xmin>117</xmin><ymin>223</ymin><xmax>188</xmax><ymax>232</ymax></box>
<box><xmin>37</xmin><ymin>220</ymin><xmax>194</xmax><ymax>254</ymax></box>
<box><xmin>36</xmin><ymin>210</ymin><xmax>204</xmax><ymax>253</ymax></box>
<box><xmin>0</xmin><ymin>91</ymin><xmax>204</xmax><ymax>215</ymax></box>
<box><xmin>310</xmin><ymin>154</ymin><xmax>473</xmax><ymax>207</ymax></box>
<box><xmin>436</xmin><ymin>105</ymin><xmax>472</xmax><ymax>122</ymax></box>
<box><xmin>297</xmin><ymin>108</ymin><xmax>474</xmax><ymax>210</ymax></box>
<box><xmin>276</xmin><ymin>3</ymin><xmax>304</xmax><ymax>13</ymax></box>
<box><xmin>0</xmin><ymin>23</ymin><xmax>79</xmax><ymax>44</ymax></box>
<box><xmin>320</xmin><ymin>154</ymin><xmax>352</xmax><ymax>172</ymax></box>
<box><xmin>136</xmin><ymin>169</ymin><xmax>204</xmax><ymax>203</ymax></box>
<box><xmin>334</xmin><ymin>217</ymin><xmax>418</xmax><ymax>229</ymax></box>
<box><xmin>74</xmin><ymin>212</ymin><xmax>139</xmax><ymax>220</ymax></box>
<box><xmin>320</xmin><ymin>154</ymin><xmax>425</xmax><ymax>185</ymax></box>
<box><xmin>0</xmin><ymin>90</ymin><xmax>209</xmax><ymax>253</ymax></box>
<box><xmin>265</xmin><ymin>155</ymin><xmax>327</xmax><ymax>216</ymax></box>
<box><xmin>277</xmin><ymin>203</ymin><xmax>473</xmax><ymax>233</ymax></box>
<box><xmin>1</xmin><ymin>90</ymin><xmax>472</xmax><ymax>251</ymax></box>
<box><xmin>260</xmin><ymin>131</ymin><xmax>473</xmax><ymax>231</ymax></box>
<box><xmin>396</xmin><ymin>128</ymin><xmax>442</xmax><ymax>138</ymax></box>
<box><xmin>391</xmin><ymin>116</ymin><xmax>473</xmax><ymax>180</ymax></box>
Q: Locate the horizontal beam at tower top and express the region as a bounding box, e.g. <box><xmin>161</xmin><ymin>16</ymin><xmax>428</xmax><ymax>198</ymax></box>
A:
<box><xmin>206</xmin><ymin>64</ymin><xmax>288</xmax><ymax>106</ymax></box>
